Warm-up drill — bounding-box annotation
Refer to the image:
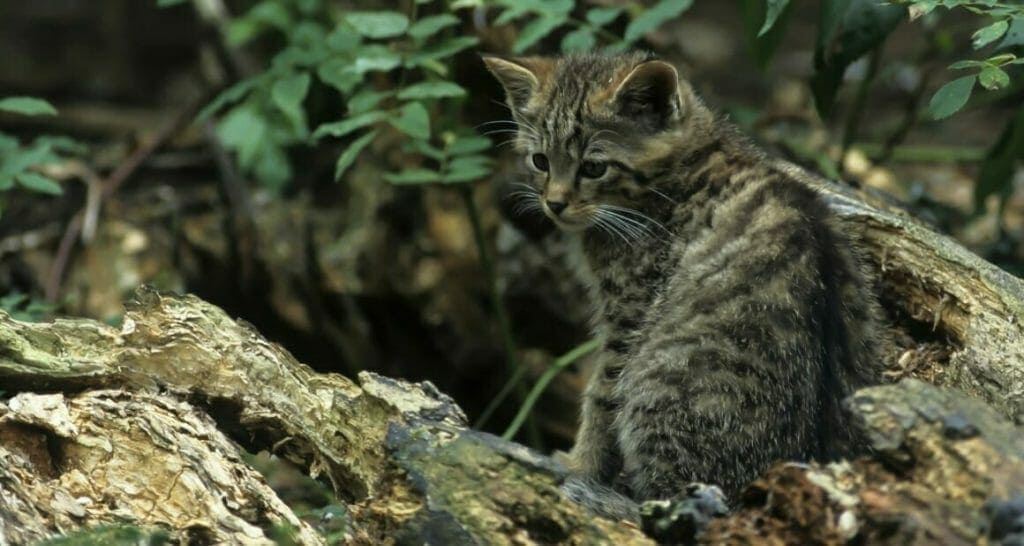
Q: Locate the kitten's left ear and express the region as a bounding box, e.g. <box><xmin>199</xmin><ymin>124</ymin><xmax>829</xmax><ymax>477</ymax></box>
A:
<box><xmin>482</xmin><ymin>55</ymin><xmax>552</xmax><ymax>114</ymax></box>
<box><xmin>613</xmin><ymin>60</ymin><xmax>682</xmax><ymax>129</ymax></box>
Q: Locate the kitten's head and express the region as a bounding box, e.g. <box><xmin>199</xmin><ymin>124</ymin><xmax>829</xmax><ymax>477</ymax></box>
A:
<box><xmin>483</xmin><ymin>53</ymin><xmax>694</xmax><ymax>232</ymax></box>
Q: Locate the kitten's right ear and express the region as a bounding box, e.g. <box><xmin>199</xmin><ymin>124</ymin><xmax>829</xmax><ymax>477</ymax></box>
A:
<box><xmin>482</xmin><ymin>55</ymin><xmax>549</xmax><ymax>114</ymax></box>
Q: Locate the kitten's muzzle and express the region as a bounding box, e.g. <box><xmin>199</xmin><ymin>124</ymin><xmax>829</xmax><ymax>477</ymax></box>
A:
<box><xmin>545</xmin><ymin>200</ymin><xmax>568</xmax><ymax>216</ymax></box>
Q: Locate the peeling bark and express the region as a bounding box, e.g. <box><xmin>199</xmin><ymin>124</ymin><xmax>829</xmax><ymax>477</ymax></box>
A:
<box><xmin>0</xmin><ymin>391</ymin><xmax>323</xmax><ymax>545</ymax></box>
<box><xmin>821</xmin><ymin>184</ymin><xmax>1024</xmax><ymax>423</ymax></box>
<box><xmin>0</xmin><ymin>288</ymin><xmax>652</xmax><ymax>544</ymax></box>
<box><xmin>702</xmin><ymin>379</ymin><xmax>1024</xmax><ymax>545</ymax></box>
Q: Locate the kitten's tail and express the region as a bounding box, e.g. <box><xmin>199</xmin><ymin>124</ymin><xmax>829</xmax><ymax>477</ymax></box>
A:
<box><xmin>561</xmin><ymin>477</ymin><xmax>639</xmax><ymax>522</ymax></box>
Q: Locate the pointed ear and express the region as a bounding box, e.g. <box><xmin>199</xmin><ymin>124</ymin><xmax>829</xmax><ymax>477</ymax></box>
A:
<box><xmin>482</xmin><ymin>55</ymin><xmax>551</xmax><ymax>114</ymax></box>
<box><xmin>612</xmin><ymin>60</ymin><xmax>682</xmax><ymax>129</ymax></box>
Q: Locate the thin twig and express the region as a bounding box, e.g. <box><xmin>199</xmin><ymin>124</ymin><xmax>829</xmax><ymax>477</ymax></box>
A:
<box><xmin>44</xmin><ymin>96</ymin><xmax>206</xmax><ymax>303</ymax></box>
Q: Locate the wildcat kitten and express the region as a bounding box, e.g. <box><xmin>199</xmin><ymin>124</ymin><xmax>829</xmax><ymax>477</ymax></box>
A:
<box><xmin>484</xmin><ymin>52</ymin><xmax>887</xmax><ymax>521</ymax></box>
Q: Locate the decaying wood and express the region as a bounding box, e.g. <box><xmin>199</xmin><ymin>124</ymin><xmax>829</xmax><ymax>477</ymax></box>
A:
<box><xmin>701</xmin><ymin>379</ymin><xmax>1024</xmax><ymax>545</ymax></box>
<box><xmin>0</xmin><ymin>287</ymin><xmax>651</xmax><ymax>545</ymax></box>
<box><xmin>822</xmin><ymin>184</ymin><xmax>1024</xmax><ymax>423</ymax></box>
<box><xmin>0</xmin><ymin>390</ymin><xmax>324</xmax><ymax>545</ymax></box>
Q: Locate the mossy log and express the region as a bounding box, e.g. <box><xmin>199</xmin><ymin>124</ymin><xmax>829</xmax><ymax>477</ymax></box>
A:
<box><xmin>0</xmin><ymin>287</ymin><xmax>650</xmax><ymax>545</ymax></box>
<box><xmin>701</xmin><ymin>379</ymin><xmax>1024</xmax><ymax>545</ymax></box>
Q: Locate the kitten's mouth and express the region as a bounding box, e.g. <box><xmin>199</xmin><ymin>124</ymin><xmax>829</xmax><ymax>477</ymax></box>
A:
<box><xmin>542</xmin><ymin>205</ymin><xmax>593</xmax><ymax>232</ymax></box>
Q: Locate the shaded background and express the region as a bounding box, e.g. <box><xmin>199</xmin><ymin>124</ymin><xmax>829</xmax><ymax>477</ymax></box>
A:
<box><xmin>1</xmin><ymin>0</ymin><xmax>1021</xmax><ymax>457</ymax></box>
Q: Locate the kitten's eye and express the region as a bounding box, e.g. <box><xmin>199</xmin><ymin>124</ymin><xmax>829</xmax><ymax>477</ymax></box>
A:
<box><xmin>580</xmin><ymin>160</ymin><xmax>608</xmax><ymax>178</ymax></box>
<box><xmin>531</xmin><ymin>153</ymin><xmax>549</xmax><ymax>172</ymax></box>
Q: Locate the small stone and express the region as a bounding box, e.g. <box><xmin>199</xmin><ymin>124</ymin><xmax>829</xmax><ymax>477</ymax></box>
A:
<box><xmin>942</xmin><ymin>413</ymin><xmax>980</xmax><ymax>440</ymax></box>
<box><xmin>639</xmin><ymin>483</ymin><xmax>729</xmax><ymax>544</ymax></box>
<box><xmin>985</xmin><ymin>496</ymin><xmax>1024</xmax><ymax>545</ymax></box>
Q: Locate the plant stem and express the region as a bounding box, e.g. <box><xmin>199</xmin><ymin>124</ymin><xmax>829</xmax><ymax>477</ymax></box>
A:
<box><xmin>502</xmin><ymin>338</ymin><xmax>600</xmax><ymax>441</ymax></box>
<box><xmin>459</xmin><ymin>186</ymin><xmax>542</xmax><ymax>447</ymax></box>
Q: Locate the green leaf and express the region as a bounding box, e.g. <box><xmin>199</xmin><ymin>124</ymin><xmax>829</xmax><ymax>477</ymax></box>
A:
<box><xmin>352</xmin><ymin>45</ymin><xmax>403</xmax><ymax>73</ymax></box>
<box><xmin>408</xmin><ymin>14</ymin><xmax>460</xmax><ymax>40</ymax></box>
<box><xmin>0</xmin><ymin>97</ymin><xmax>57</xmax><ymax>116</ymax></box>
<box><xmin>347</xmin><ymin>90</ymin><xmax>392</xmax><ymax>114</ymax></box>
<box><xmin>227</xmin><ymin>1</ymin><xmax>292</xmax><ymax>46</ymax></box>
<box><xmin>326</xmin><ymin>24</ymin><xmax>361</xmax><ymax>51</ymax></box>
<box><xmin>217</xmin><ymin>105</ymin><xmax>267</xmax><ymax>168</ymax></box>
<box><xmin>987</xmin><ymin>53</ymin><xmax>1018</xmax><ymax>66</ymax></box>
<box><xmin>406</xmin><ymin>36</ymin><xmax>478</xmax><ymax>67</ymax></box>
<box><xmin>313</xmin><ymin>111</ymin><xmax>387</xmax><ymax>140</ymax></box>
<box><xmin>759</xmin><ymin>0</ymin><xmax>790</xmax><ymax>37</ymax></box>
<box><xmin>405</xmin><ymin>139</ymin><xmax>445</xmax><ymax>161</ymax></box>
<box><xmin>0</xmin><ymin>142</ymin><xmax>57</xmax><ymax>179</ymax></box>
<box><xmin>334</xmin><ymin>130</ymin><xmax>378</xmax><ymax>181</ymax></box>
<box><xmin>389</xmin><ymin>102</ymin><xmax>431</xmax><ymax>140</ymax></box>
<box><xmin>998</xmin><ymin>16</ymin><xmax>1024</xmax><ymax>49</ymax></box>
<box><xmin>397</xmin><ymin>81</ymin><xmax>466</xmax><ymax>100</ymax></box>
<box><xmin>317</xmin><ymin>60</ymin><xmax>362</xmax><ymax>93</ymax></box>
<box><xmin>972</xmin><ymin>19</ymin><xmax>1009</xmax><ymax>50</ymax></box>
<box><xmin>979</xmin><ymin>65</ymin><xmax>1010</xmax><ymax>90</ymax></box>
<box><xmin>624</xmin><ymin>0</ymin><xmax>694</xmax><ymax>43</ymax></box>
<box><xmin>447</xmin><ymin>135</ymin><xmax>492</xmax><ymax>155</ymax></box>
<box><xmin>948</xmin><ymin>60</ymin><xmax>987</xmax><ymax>70</ymax></box>
<box><xmin>907</xmin><ymin>1</ymin><xmax>937</xmax><ymax>20</ymax></box>
<box><xmin>344</xmin><ymin>11</ymin><xmax>409</xmax><ymax>39</ymax></box>
<box><xmin>271</xmin><ymin>73</ymin><xmax>311</xmax><ymax>134</ymax></box>
<box><xmin>513</xmin><ymin>16</ymin><xmax>563</xmax><ymax>53</ymax></box>
<box><xmin>738</xmin><ymin>0</ymin><xmax>792</xmax><ymax>69</ymax></box>
<box><xmin>928</xmin><ymin>75</ymin><xmax>976</xmax><ymax>120</ymax></box>
<box><xmin>443</xmin><ymin>154</ymin><xmax>491</xmax><ymax>183</ymax></box>
<box><xmin>810</xmin><ymin>0</ymin><xmax>903</xmax><ymax>119</ymax></box>
<box><xmin>0</xmin><ymin>134</ymin><xmax>18</xmax><ymax>153</ymax></box>
<box><xmin>253</xmin><ymin>143</ymin><xmax>291</xmax><ymax>191</ymax></box>
<box><xmin>15</xmin><ymin>172</ymin><xmax>62</xmax><ymax>195</ymax></box>
<box><xmin>495</xmin><ymin>6</ymin><xmax>530</xmax><ymax>27</ymax></box>
<box><xmin>35</xmin><ymin>135</ymin><xmax>86</xmax><ymax>155</ymax></box>
<box><xmin>197</xmin><ymin>77</ymin><xmax>260</xmax><ymax>121</ymax></box>
<box><xmin>561</xmin><ymin>28</ymin><xmax>596</xmax><ymax>53</ymax></box>
<box><xmin>384</xmin><ymin>168</ymin><xmax>442</xmax><ymax>184</ymax></box>
<box><xmin>157</xmin><ymin>0</ymin><xmax>188</xmax><ymax>6</ymax></box>
<box><xmin>586</xmin><ymin>7</ymin><xmax>623</xmax><ymax>27</ymax></box>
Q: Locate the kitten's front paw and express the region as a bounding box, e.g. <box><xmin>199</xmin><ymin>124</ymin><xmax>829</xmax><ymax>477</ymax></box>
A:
<box><xmin>561</xmin><ymin>477</ymin><xmax>640</xmax><ymax>523</ymax></box>
<box><xmin>639</xmin><ymin>483</ymin><xmax>729</xmax><ymax>544</ymax></box>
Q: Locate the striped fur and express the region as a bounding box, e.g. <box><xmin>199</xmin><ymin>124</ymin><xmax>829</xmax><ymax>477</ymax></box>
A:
<box><xmin>485</xmin><ymin>53</ymin><xmax>888</xmax><ymax>520</ymax></box>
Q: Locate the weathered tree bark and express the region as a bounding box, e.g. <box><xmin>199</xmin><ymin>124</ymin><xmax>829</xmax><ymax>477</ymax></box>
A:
<box><xmin>0</xmin><ymin>287</ymin><xmax>651</xmax><ymax>545</ymax></box>
<box><xmin>821</xmin><ymin>184</ymin><xmax>1024</xmax><ymax>423</ymax></box>
<box><xmin>701</xmin><ymin>379</ymin><xmax>1024</xmax><ymax>545</ymax></box>
<box><xmin>0</xmin><ymin>390</ymin><xmax>324</xmax><ymax>545</ymax></box>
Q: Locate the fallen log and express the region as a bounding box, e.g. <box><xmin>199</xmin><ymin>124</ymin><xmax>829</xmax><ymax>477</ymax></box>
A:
<box><xmin>0</xmin><ymin>287</ymin><xmax>651</xmax><ymax>544</ymax></box>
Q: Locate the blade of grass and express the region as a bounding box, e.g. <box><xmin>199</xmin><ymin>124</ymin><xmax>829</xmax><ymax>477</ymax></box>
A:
<box><xmin>459</xmin><ymin>186</ymin><xmax>542</xmax><ymax>448</ymax></box>
<box><xmin>502</xmin><ymin>338</ymin><xmax>601</xmax><ymax>441</ymax></box>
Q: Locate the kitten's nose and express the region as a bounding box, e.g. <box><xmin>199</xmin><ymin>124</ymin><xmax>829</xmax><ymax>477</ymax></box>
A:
<box><xmin>546</xmin><ymin>200</ymin><xmax>568</xmax><ymax>216</ymax></box>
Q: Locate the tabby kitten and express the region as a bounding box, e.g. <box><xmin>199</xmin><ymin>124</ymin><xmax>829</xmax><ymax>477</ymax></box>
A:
<box><xmin>484</xmin><ymin>52</ymin><xmax>887</xmax><ymax>520</ymax></box>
